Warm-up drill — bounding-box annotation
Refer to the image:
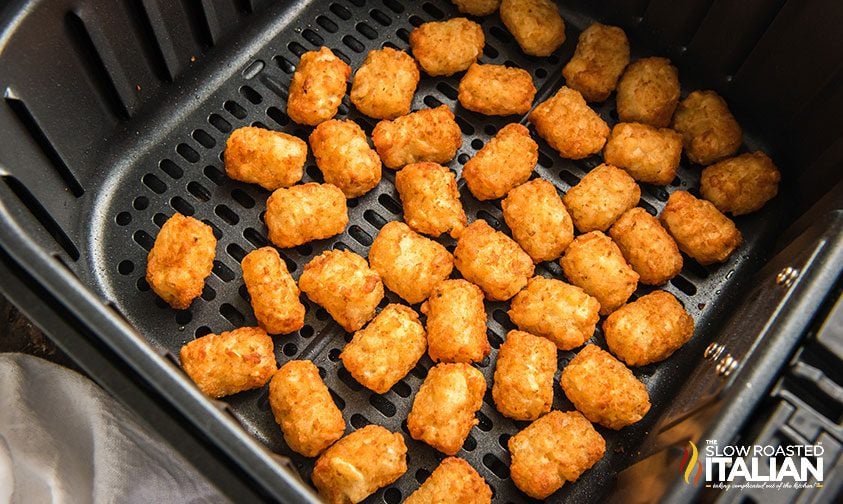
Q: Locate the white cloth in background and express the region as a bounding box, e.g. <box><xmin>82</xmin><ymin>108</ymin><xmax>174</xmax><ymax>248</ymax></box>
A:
<box><xmin>0</xmin><ymin>353</ymin><xmax>227</xmax><ymax>503</ymax></box>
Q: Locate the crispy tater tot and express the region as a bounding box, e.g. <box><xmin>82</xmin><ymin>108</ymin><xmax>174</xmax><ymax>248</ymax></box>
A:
<box><xmin>241</xmin><ymin>247</ymin><xmax>305</xmax><ymax>335</ymax></box>
<box><xmin>492</xmin><ymin>330</ymin><xmax>556</xmax><ymax>421</ymax></box>
<box><xmin>609</xmin><ymin>208</ymin><xmax>683</xmax><ymax>285</ymax></box>
<box><xmin>603</xmin><ymin>122</ymin><xmax>684</xmax><ymax>185</ymax></box>
<box><xmin>224</xmin><ymin>126</ymin><xmax>307</xmax><ymax>190</ymax></box>
<box><xmin>529</xmin><ymin>86</ymin><xmax>609</xmax><ymax>159</ymax></box>
<box><xmin>616</xmin><ymin>57</ymin><xmax>680</xmax><ymax>128</ymax></box>
<box><xmin>604</xmin><ymin>291</ymin><xmax>694</xmax><ymax>366</ymax></box>
<box><xmin>340</xmin><ymin>304</ymin><xmax>427</xmax><ymax>394</ymax></box>
<box><xmin>454</xmin><ymin>220</ymin><xmax>535</xmax><ymax>301</ymax></box>
<box><xmin>660</xmin><ymin>190</ymin><xmax>742</xmax><ymax>265</ymax></box>
<box><xmin>368</xmin><ymin>221</ymin><xmax>454</xmax><ymax>304</ymax></box>
<box><xmin>312</xmin><ymin>425</ymin><xmax>407</xmax><ymax>504</ymax></box>
<box><xmin>405</xmin><ymin>457</ymin><xmax>492</xmax><ymax>504</ymax></box>
<box><xmin>500</xmin><ymin>0</ymin><xmax>566</xmax><ymax>57</ymax></box>
<box><xmin>268</xmin><ymin>360</ymin><xmax>345</xmax><ymax>457</ymax></box>
<box><xmin>508</xmin><ymin>276</ymin><xmax>600</xmax><ymax>350</ymax></box>
<box><xmin>309</xmin><ymin>119</ymin><xmax>382</xmax><ymax>198</ymax></box>
<box><xmin>458</xmin><ymin>63</ymin><xmax>536</xmax><ymax>116</ymax></box>
<box><xmin>299</xmin><ymin>250</ymin><xmax>384</xmax><ymax>332</ymax></box>
<box><xmin>560</xmin><ymin>344</ymin><xmax>651</xmax><ymax>429</ymax></box>
<box><xmin>502</xmin><ymin>179</ymin><xmax>574</xmax><ymax>262</ymax></box>
<box><xmin>287</xmin><ymin>47</ymin><xmax>351</xmax><ymax>126</ymax></box>
<box><xmin>508</xmin><ymin>410</ymin><xmax>605</xmax><ymax>499</ymax></box>
<box><xmin>146</xmin><ymin>213</ymin><xmax>216</xmax><ymax>310</ymax></box>
<box><xmin>563</xmin><ymin>164</ymin><xmax>641</xmax><ymax>233</ymax></box>
<box><xmin>372</xmin><ymin>105</ymin><xmax>462</xmax><ymax>169</ymax></box>
<box><xmin>395</xmin><ymin>162</ymin><xmax>467</xmax><ymax>238</ymax></box>
<box><xmin>462</xmin><ymin>123</ymin><xmax>538</xmax><ymax>201</ymax></box>
<box><xmin>672</xmin><ymin>90</ymin><xmax>742</xmax><ymax>165</ymax></box>
<box><xmin>421</xmin><ymin>279</ymin><xmax>490</xmax><ymax>364</ymax></box>
<box><xmin>180</xmin><ymin>327</ymin><xmax>276</xmax><ymax>398</ymax></box>
<box><xmin>562</xmin><ymin>23</ymin><xmax>630</xmax><ymax>102</ymax></box>
<box><xmin>451</xmin><ymin>0</ymin><xmax>500</xmax><ymax>16</ymax></box>
<box><xmin>700</xmin><ymin>151</ymin><xmax>781</xmax><ymax>215</ymax></box>
<box><xmin>350</xmin><ymin>48</ymin><xmax>420</xmax><ymax>120</ymax></box>
<box><xmin>264</xmin><ymin>183</ymin><xmax>348</xmax><ymax>248</ymax></box>
<box><xmin>560</xmin><ymin>231</ymin><xmax>639</xmax><ymax>315</ymax></box>
<box><xmin>409</xmin><ymin>18</ymin><xmax>485</xmax><ymax>76</ymax></box>
<box><xmin>407</xmin><ymin>363</ymin><xmax>486</xmax><ymax>455</ymax></box>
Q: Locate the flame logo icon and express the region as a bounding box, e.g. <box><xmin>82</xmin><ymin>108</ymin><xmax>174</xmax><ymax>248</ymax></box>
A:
<box><xmin>679</xmin><ymin>441</ymin><xmax>703</xmax><ymax>486</ymax></box>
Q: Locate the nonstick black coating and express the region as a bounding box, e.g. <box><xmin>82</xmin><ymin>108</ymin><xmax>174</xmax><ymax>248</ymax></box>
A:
<box><xmin>88</xmin><ymin>0</ymin><xmax>786</xmax><ymax>501</ymax></box>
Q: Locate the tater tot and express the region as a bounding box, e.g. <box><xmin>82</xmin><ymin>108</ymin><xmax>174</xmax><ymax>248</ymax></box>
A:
<box><xmin>563</xmin><ymin>164</ymin><xmax>641</xmax><ymax>233</ymax></box>
<box><xmin>493</xmin><ymin>330</ymin><xmax>556</xmax><ymax>421</ymax></box>
<box><xmin>146</xmin><ymin>213</ymin><xmax>216</xmax><ymax>310</ymax></box>
<box><xmin>241</xmin><ymin>247</ymin><xmax>305</xmax><ymax>335</ymax></box>
<box><xmin>409</xmin><ymin>18</ymin><xmax>484</xmax><ymax>76</ymax></box>
<box><xmin>562</xmin><ymin>23</ymin><xmax>630</xmax><ymax>103</ymax></box>
<box><xmin>603</xmin><ymin>122</ymin><xmax>684</xmax><ymax>185</ymax></box>
<box><xmin>560</xmin><ymin>231</ymin><xmax>639</xmax><ymax>315</ymax></box>
<box><xmin>529</xmin><ymin>86</ymin><xmax>609</xmax><ymax>159</ymax></box>
<box><xmin>368</xmin><ymin>221</ymin><xmax>454</xmax><ymax>304</ymax></box>
<box><xmin>340</xmin><ymin>304</ymin><xmax>427</xmax><ymax>394</ymax></box>
<box><xmin>224</xmin><ymin>126</ymin><xmax>307</xmax><ymax>190</ymax></box>
<box><xmin>405</xmin><ymin>457</ymin><xmax>492</xmax><ymax>504</ymax></box>
<box><xmin>508</xmin><ymin>410</ymin><xmax>605</xmax><ymax>499</ymax></box>
<box><xmin>609</xmin><ymin>208</ymin><xmax>683</xmax><ymax>285</ymax></box>
<box><xmin>372</xmin><ymin>105</ymin><xmax>462</xmax><ymax>169</ymax></box>
<box><xmin>502</xmin><ymin>179</ymin><xmax>574</xmax><ymax>263</ymax></box>
<box><xmin>287</xmin><ymin>47</ymin><xmax>351</xmax><ymax>126</ymax></box>
<box><xmin>451</xmin><ymin>0</ymin><xmax>500</xmax><ymax>16</ymax></box>
<box><xmin>268</xmin><ymin>360</ymin><xmax>345</xmax><ymax>457</ymax></box>
<box><xmin>672</xmin><ymin>90</ymin><xmax>742</xmax><ymax>165</ymax></box>
<box><xmin>264</xmin><ymin>183</ymin><xmax>348</xmax><ymax>248</ymax></box>
<box><xmin>660</xmin><ymin>190</ymin><xmax>742</xmax><ymax>265</ymax></box>
<box><xmin>350</xmin><ymin>48</ymin><xmax>420</xmax><ymax>120</ymax></box>
<box><xmin>458</xmin><ymin>63</ymin><xmax>536</xmax><ymax>116</ymax></box>
<box><xmin>508</xmin><ymin>276</ymin><xmax>600</xmax><ymax>350</ymax></box>
<box><xmin>309</xmin><ymin>119</ymin><xmax>382</xmax><ymax>198</ymax></box>
<box><xmin>299</xmin><ymin>250</ymin><xmax>384</xmax><ymax>332</ymax></box>
<box><xmin>312</xmin><ymin>425</ymin><xmax>407</xmax><ymax>504</ymax></box>
<box><xmin>700</xmin><ymin>151</ymin><xmax>781</xmax><ymax>215</ymax></box>
<box><xmin>500</xmin><ymin>0</ymin><xmax>566</xmax><ymax>57</ymax></box>
<box><xmin>407</xmin><ymin>363</ymin><xmax>486</xmax><ymax>455</ymax></box>
<box><xmin>421</xmin><ymin>279</ymin><xmax>490</xmax><ymax>364</ymax></box>
<box><xmin>560</xmin><ymin>344</ymin><xmax>651</xmax><ymax>429</ymax></box>
<box><xmin>454</xmin><ymin>220</ymin><xmax>535</xmax><ymax>301</ymax></box>
<box><xmin>616</xmin><ymin>57</ymin><xmax>680</xmax><ymax>128</ymax></box>
<box><xmin>604</xmin><ymin>291</ymin><xmax>694</xmax><ymax>366</ymax></box>
<box><xmin>180</xmin><ymin>327</ymin><xmax>276</xmax><ymax>398</ymax></box>
<box><xmin>395</xmin><ymin>162</ymin><xmax>467</xmax><ymax>238</ymax></box>
<box><xmin>462</xmin><ymin>123</ymin><xmax>538</xmax><ymax>201</ymax></box>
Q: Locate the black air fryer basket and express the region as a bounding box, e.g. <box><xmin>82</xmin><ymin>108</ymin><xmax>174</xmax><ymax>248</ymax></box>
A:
<box><xmin>0</xmin><ymin>0</ymin><xmax>841</xmax><ymax>502</ymax></box>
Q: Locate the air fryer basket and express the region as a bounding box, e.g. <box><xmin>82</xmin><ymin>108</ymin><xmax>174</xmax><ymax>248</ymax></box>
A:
<box><xmin>0</xmin><ymin>0</ymin><xmax>839</xmax><ymax>502</ymax></box>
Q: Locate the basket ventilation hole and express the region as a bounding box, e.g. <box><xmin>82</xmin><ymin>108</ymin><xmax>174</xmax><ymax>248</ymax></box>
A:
<box><xmin>142</xmin><ymin>173</ymin><xmax>167</xmax><ymax>194</ymax></box>
<box><xmin>136</xmin><ymin>277</ymin><xmax>150</xmax><ymax>291</ymax></box>
<box><xmin>415</xmin><ymin>468</ymin><xmax>430</xmax><ymax>484</ymax></box>
<box><xmin>214</xmin><ymin>204</ymin><xmax>239</xmax><ymax>225</ymax></box>
<box><xmin>423</xmin><ymin>95</ymin><xmax>442</xmax><ymax>108</ymax></box>
<box><xmin>463</xmin><ymin>433</ymin><xmax>477</xmax><ymax>451</ymax></box>
<box><xmin>224</xmin><ymin>100</ymin><xmax>248</xmax><ymax>119</ymax></box>
<box><xmin>471</xmin><ymin>139</ymin><xmax>484</xmax><ymax>151</ymax></box>
<box><xmin>350</xmin><ymin>413</ymin><xmax>371</xmax><ymax>429</ymax></box>
<box><xmin>363</xmin><ymin>209</ymin><xmax>387</xmax><ymax>229</ymax></box>
<box><xmin>175</xmin><ymin>310</ymin><xmax>192</xmax><ymax>325</ymax></box>
<box><xmin>383</xmin><ymin>0</ymin><xmax>403</xmax><ymax>14</ymax></box>
<box><xmin>117</xmin><ymin>260</ymin><xmax>134</xmax><ymax>275</ymax></box>
<box><xmin>297</xmin><ymin>243</ymin><xmax>314</xmax><ymax>256</ymax></box>
<box><xmin>639</xmin><ymin>199</ymin><xmax>658</xmax><ymax>216</ymax></box>
<box><xmin>498</xmin><ymin>433</ymin><xmax>511</xmax><ymax>449</ymax></box>
<box><xmin>487</xmin><ymin>329</ymin><xmax>503</xmax><ymax>349</ymax></box>
<box><xmin>316</xmin><ymin>16</ymin><xmax>338</xmax><ymax>33</ymax></box>
<box><xmin>208</xmin><ymin>113</ymin><xmax>232</xmax><ymax>133</ymax></box>
<box><xmin>559</xmin><ymin>170</ymin><xmax>581</xmax><ymax>187</ymax></box>
<box><xmin>133</xmin><ymin>196</ymin><xmax>149</xmax><ymax>210</ymax></box>
<box><xmin>266</xmin><ymin>107</ymin><xmax>289</xmax><ymax>126</ymax></box>
<box><xmin>305</xmin><ymin>165</ymin><xmax>324</xmax><ymax>183</ymax></box>
<box><xmin>342</xmin><ymin>35</ymin><xmax>365</xmax><ymax>53</ymax></box>
<box><xmin>238</xmin><ymin>284</ymin><xmax>250</xmax><ymax>302</ymax></box>
<box><xmin>170</xmin><ymin>196</ymin><xmax>194</xmax><ymax>216</ymax></box>
<box><xmin>300</xmin><ymin>325</ymin><xmax>314</xmax><ymax>338</ymax></box>
<box><xmin>302</xmin><ymin>29</ymin><xmax>323</xmax><ymax>47</ymax></box>
<box><xmin>408</xmin><ymin>15</ymin><xmax>424</xmax><ymax>27</ymax></box>
<box><xmin>369</xmin><ymin>394</ymin><xmax>396</xmax><ymax>417</ymax></box>
<box><xmin>483</xmin><ymin>453</ymin><xmax>510</xmax><ymax>479</ymax></box>
<box><xmin>192</xmin><ymin>129</ymin><xmax>216</xmax><ymax>149</ymax></box>
<box><xmin>213</xmin><ymin>260</ymin><xmax>235</xmax><ymax>282</ymax></box>
<box><xmin>274</xmin><ymin>56</ymin><xmax>295</xmax><ymax>74</ymax></box>
<box><xmin>195</xmin><ymin>326</ymin><xmax>212</xmax><ymax>337</ymax></box>
<box><xmin>226</xmin><ymin>243</ymin><xmax>246</xmax><ymax>262</ymax></box>
<box><xmin>176</xmin><ymin>143</ymin><xmax>200</xmax><ymax>163</ymax></box>
<box><xmin>338</xmin><ymin>367</ymin><xmax>364</xmax><ymax>391</ymax></box>
<box><xmin>204</xmin><ymin>165</ymin><xmax>226</xmax><ymax>185</ymax></box>
<box><xmin>329</xmin><ymin>389</ymin><xmax>346</xmax><ymax>410</ymax></box>
<box><xmin>391</xmin><ymin>380</ymin><xmax>411</xmax><ymax>398</ymax></box>
<box><xmin>671</xmin><ymin>275</ymin><xmax>698</xmax><ymax>296</ymax></box>
<box><xmin>332</xmin><ymin>241</ymin><xmax>350</xmax><ymax>251</ymax></box>
<box><xmin>328</xmin><ymin>348</ymin><xmax>341</xmax><ymax>362</ymax></box>
<box><xmin>489</xmin><ymin>26</ymin><xmax>512</xmax><ymax>43</ymax></box>
<box><xmin>477</xmin><ymin>210</ymin><xmax>500</xmax><ymax>229</ymax></box>
<box><xmin>282</xmin><ymin>342</ymin><xmax>298</xmax><ymax>356</ymax></box>
<box><xmin>378</xmin><ymin>194</ymin><xmax>401</xmax><ymax>215</ymax></box>
<box><xmin>356</xmin><ymin>22</ymin><xmax>378</xmax><ymax>40</ymax></box>
<box><xmin>239</xmin><ymin>85</ymin><xmax>262</xmax><ymax>104</ymax></box>
<box><xmin>369</xmin><ymin>9</ymin><xmax>391</xmax><ymax>26</ymax></box>
<box><xmin>231</xmin><ymin>189</ymin><xmax>255</xmax><ymax>209</ymax></box>
<box><xmin>538</xmin><ymin>151</ymin><xmax>554</xmax><ymax>168</ymax></box>
<box><xmin>455</xmin><ymin>116</ymin><xmax>475</xmax><ymax>135</ymax></box>
<box><xmin>396</xmin><ymin>28</ymin><xmax>410</xmax><ymax>43</ymax></box>
<box><xmin>287</xmin><ymin>41</ymin><xmax>307</xmax><ymax>57</ymax></box>
<box><xmin>477</xmin><ymin>411</ymin><xmax>493</xmax><ymax>431</ymax></box>
<box><xmin>201</xmin><ymin>285</ymin><xmax>216</xmax><ymax>301</ymax></box>
<box><xmin>330</xmin><ymin>3</ymin><xmax>352</xmax><ymax>20</ymax></box>
<box><xmin>219</xmin><ymin>303</ymin><xmax>244</xmax><ymax>325</ymax></box>
<box><xmin>243</xmin><ymin>227</ymin><xmax>268</xmax><ymax>247</ymax></box>
<box><xmin>484</xmin><ymin>45</ymin><xmax>499</xmax><ymax>59</ymax></box>
<box><xmin>187</xmin><ymin>181</ymin><xmax>211</xmax><ymax>202</ymax></box>
<box><xmin>160</xmin><ymin>159</ymin><xmax>184</xmax><ymax>179</ymax></box>
<box><xmin>384</xmin><ymin>488</ymin><xmax>401</xmax><ymax>504</ymax></box>
<box><xmin>116</xmin><ymin>212</ymin><xmax>132</xmax><ymax>226</ymax></box>
<box><xmin>153</xmin><ymin>213</ymin><xmax>167</xmax><ymax>227</ymax></box>
<box><xmin>349</xmin><ymin>225</ymin><xmax>372</xmax><ymax>246</ymax></box>
<box><xmin>203</xmin><ymin>220</ymin><xmax>223</xmax><ymax>239</ymax></box>
<box><xmin>133</xmin><ymin>230</ymin><xmax>154</xmax><ymax>251</ymax></box>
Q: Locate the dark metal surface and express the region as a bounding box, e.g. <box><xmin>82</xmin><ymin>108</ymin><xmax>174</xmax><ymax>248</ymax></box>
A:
<box><xmin>0</xmin><ymin>0</ymin><xmax>834</xmax><ymax>502</ymax></box>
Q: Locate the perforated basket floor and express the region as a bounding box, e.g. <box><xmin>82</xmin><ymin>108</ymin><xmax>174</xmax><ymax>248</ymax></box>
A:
<box><xmin>87</xmin><ymin>1</ymin><xmax>785</xmax><ymax>502</ymax></box>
